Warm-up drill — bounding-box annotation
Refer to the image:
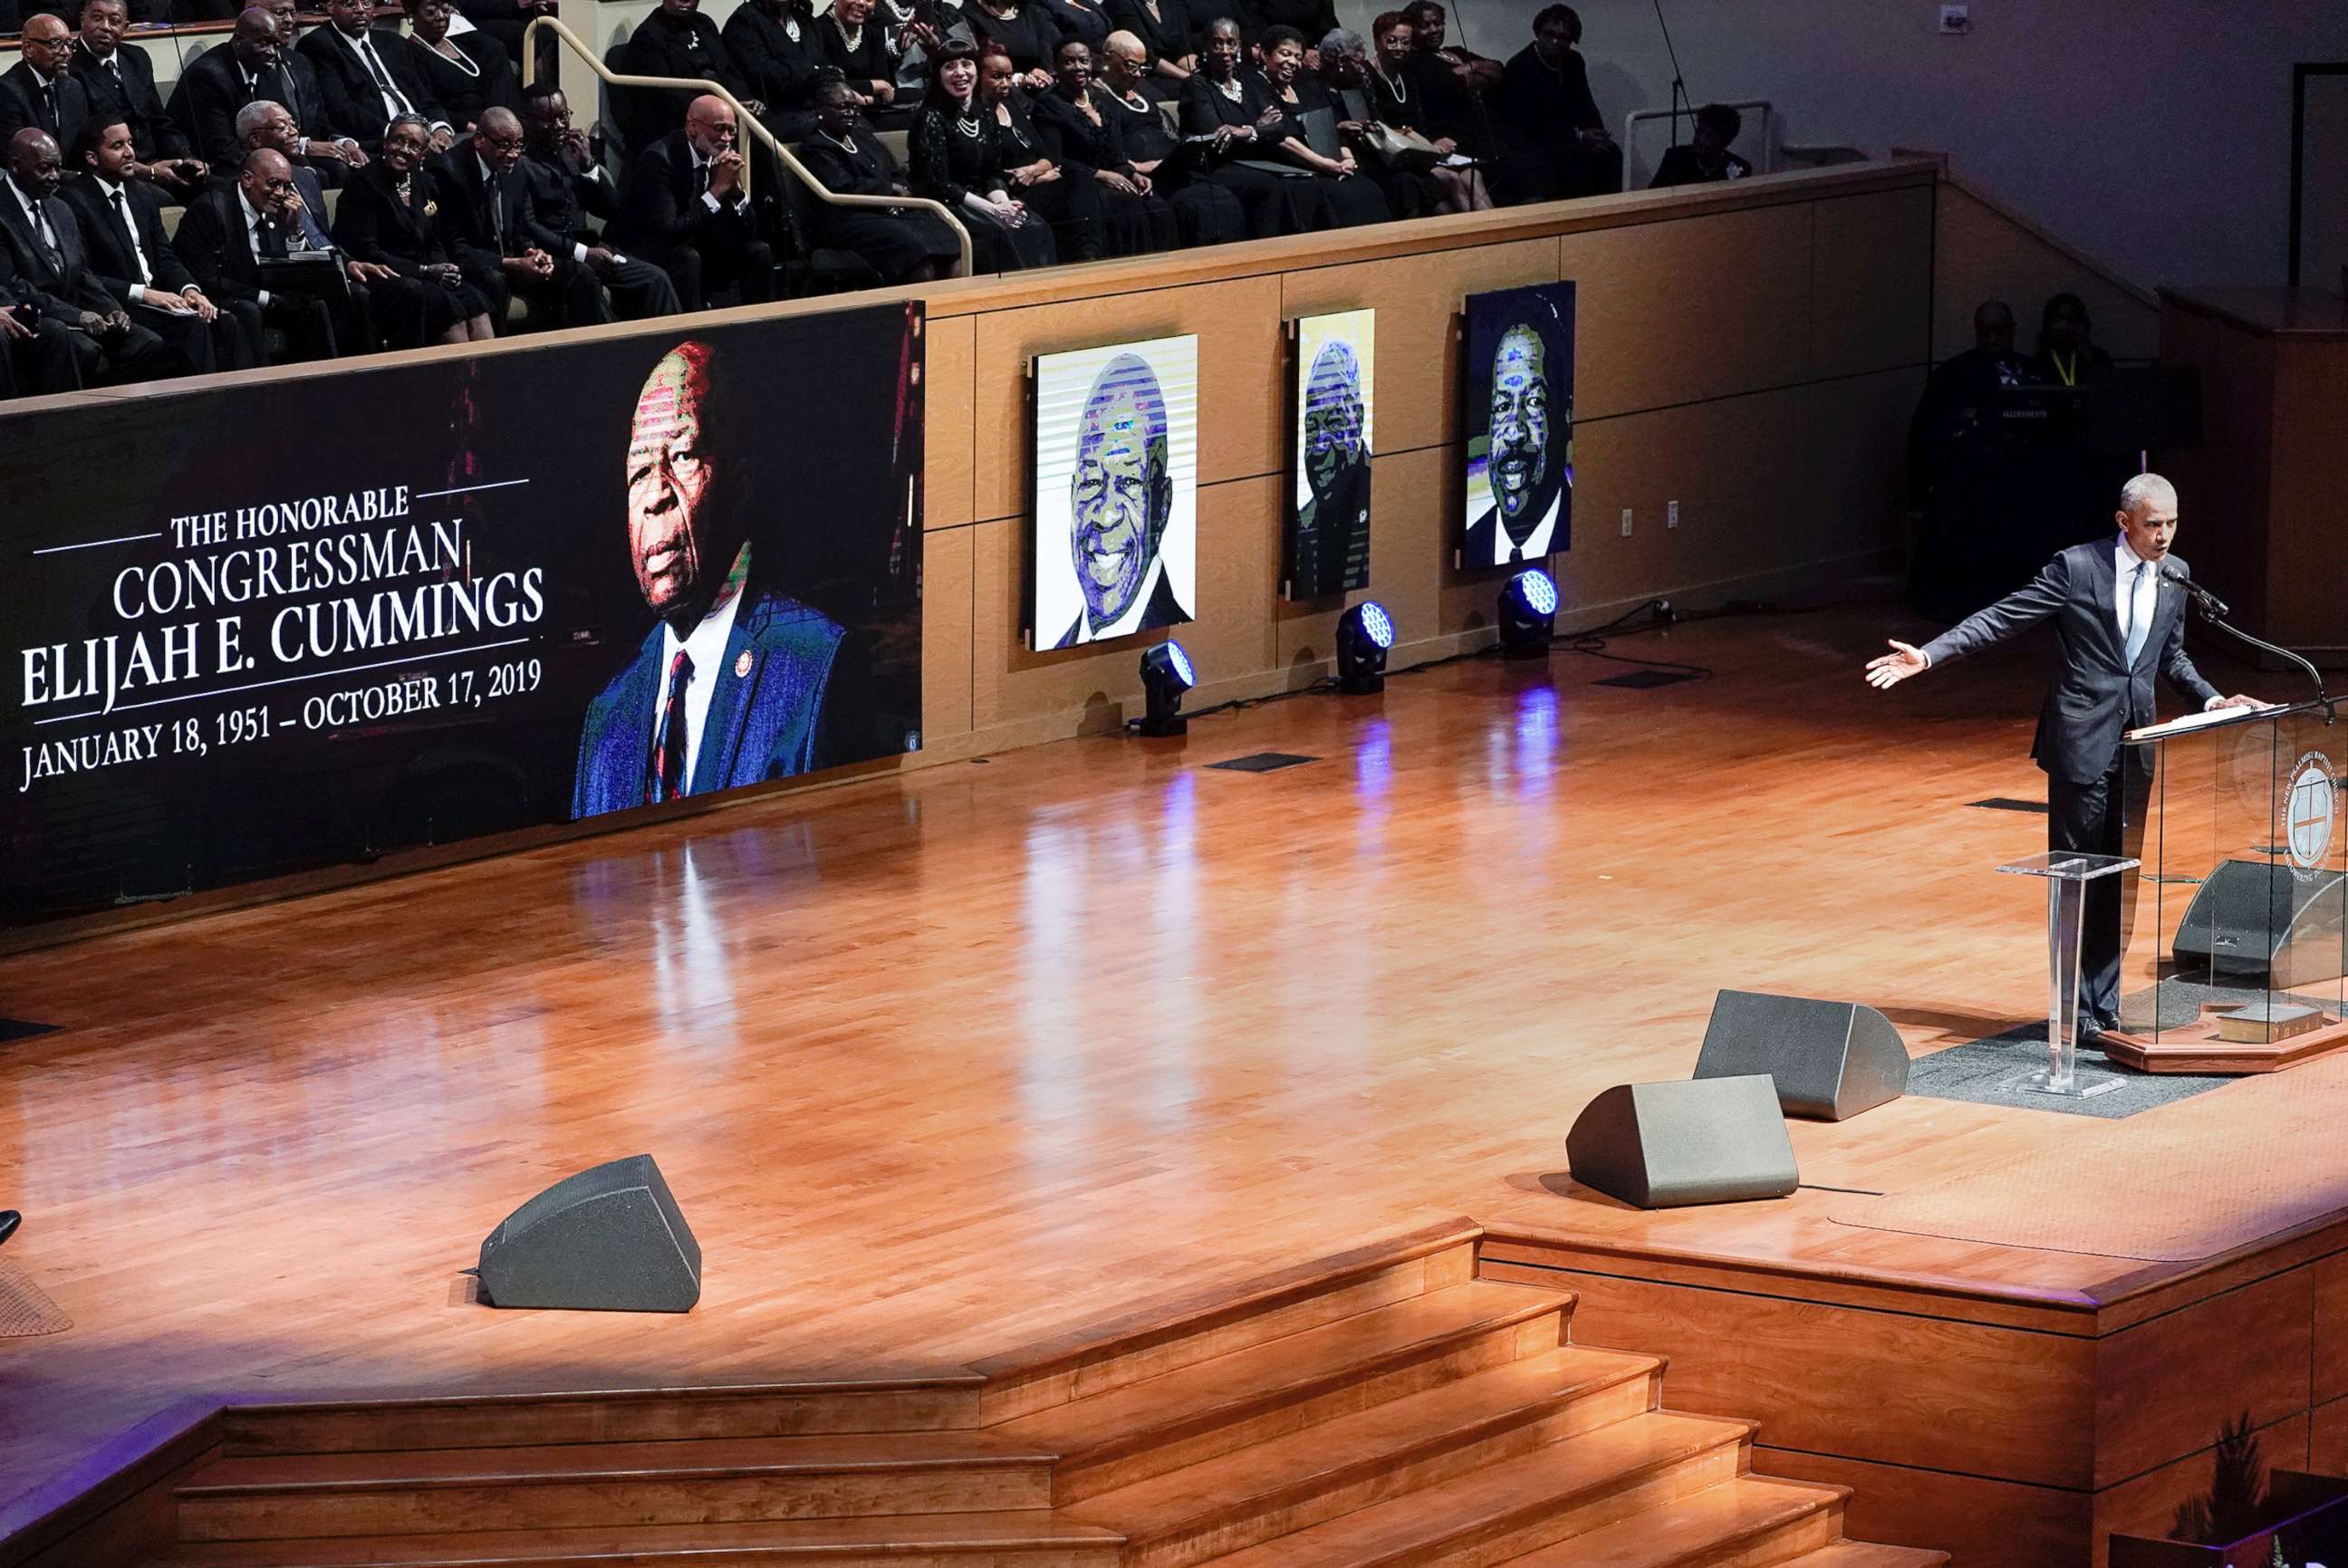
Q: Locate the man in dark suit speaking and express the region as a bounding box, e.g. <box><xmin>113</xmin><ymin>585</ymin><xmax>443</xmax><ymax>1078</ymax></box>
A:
<box><xmin>1865</xmin><ymin>474</ymin><xmax>2265</xmax><ymax>1039</ymax></box>
<box><xmin>573</xmin><ymin>339</ymin><xmax>846</xmax><ymax>818</ymax></box>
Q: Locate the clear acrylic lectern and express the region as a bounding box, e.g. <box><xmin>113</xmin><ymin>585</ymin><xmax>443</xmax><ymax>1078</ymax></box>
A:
<box><xmin>1997</xmin><ymin>851</ymin><xmax>2138</xmax><ymax>1096</ymax></box>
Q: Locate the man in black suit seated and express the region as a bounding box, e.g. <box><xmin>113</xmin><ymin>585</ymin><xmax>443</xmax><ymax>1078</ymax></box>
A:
<box><xmin>612</xmin><ymin>93</ymin><xmax>776</xmax><ymax>313</ymax></box>
<box><xmin>297</xmin><ymin>0</ymin><xmax>452</xmax><ymax>152</ymax></box>
<box><xmin>71</xmin><ymin>0</ymin><xmax>209</xmax><ymax>201</ymax></box>
<box><xmin>1866</xmin><ymin>474</ymin><xmax>2266</xmax><ymax>1042</ymax></box>
<box><xmin>169</xmin><ymin>8</ymin><xmax>358</xmax><ymax>174</ymax></box>
<box><xmin>172</xmin><ymin>145</ymin><xmax>388</xmax><ymax>361</ymax></box>
<box><xmin>1498</xmin><ymin>4</ymin><xmax>1618</xmax><ymax>200</ymax></box>
<box><xmin>63</xmin><ymin>118</ymin><xmax>256</xmax><ymax>369</ymax></box>
<box><xmin>0</xmin><ymin>256</ymin><xmax>92</xmax><ymax>397</ymax></box>
<box><xmin>1</xmin><ymin>14</ymin><xmax>92</xmax><ymax>167</ymax></box>
<box><xmin>435</xmin><ymin>106</ymin><xmax>608</xmax><ymax>330</ymax></box>
<box><xmin>618</xmin><ymin>0</ymin><xmax>765</xmax><ymax>153</ymax></box>
<box><xmin>1649</xmin><ymin>101</ymin><xmax>1750</xmax><ymax>188</ymax></box>
<box><xmin>0</xmin><ymin>126</ymin><xmax>192</xmax><ymax>382</ymax></box>
<box><xmin>518</xmin><ymin>83</ymin><xmax>680</xmax><ymax>321</ymax></box>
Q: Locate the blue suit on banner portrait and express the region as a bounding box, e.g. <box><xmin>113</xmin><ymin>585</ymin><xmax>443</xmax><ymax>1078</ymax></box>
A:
<box><xmin>571</xmin><ymin>583</ymin><xmax>846</xmax><ymax>819</ymax></box>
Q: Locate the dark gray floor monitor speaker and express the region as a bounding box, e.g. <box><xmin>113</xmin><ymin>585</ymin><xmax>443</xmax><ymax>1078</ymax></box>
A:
<box><xmin>476</xmin><ymin>1154</ymin><xmax>701</xmax><ymax>1312</ymax></box>
<box><xmin>2173</xmin><ymin>860</ymin><xmax>2346</xmax><ymax>989</ymax></box>
<box><xmin>1565</xmin><ymin>1075</ymin><xmax>1798</xmax><ymax>1209</ymax></box>
<box><xmin>1692</xmin><ymin>988</ymin><xmax>1909</xmax><ymax>1121</ymax></box>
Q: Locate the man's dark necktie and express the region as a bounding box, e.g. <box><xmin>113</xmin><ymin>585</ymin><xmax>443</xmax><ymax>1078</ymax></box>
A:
<box><xmin>111</xmin><ymin>188</ymin><xmax>150</xmax><ymax>284</ymax></box>
<box><xmin>650</xmin><ymin>649</ymin><xmax>693</xmax><ymax>803</ymax></box>
<box><xmin>39</xmin><ymin>83</ymin><xmax>58</xmax><ymax>134</ymax></box>
<box><xmin>355</xmin><ymin>35</ymin><xmax>413</xmax><ymax>115</ymax></box>
<box><xmin>259</xmin><ymin>217</ymin><xmax>289</xmax><ymax>258</ymax></box>
<box><xmin>488</xmin><ymin>177</ymin><xmax>505</xmax><ymax>250</ymax></box>
<box><xmin>692</xmin><ymin>159</ymin><xmax>710</xmax><ymax>199</ymax></box>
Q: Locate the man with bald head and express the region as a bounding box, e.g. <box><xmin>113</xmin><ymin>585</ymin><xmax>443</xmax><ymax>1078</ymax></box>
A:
<box><xmin>435</xmin><ymin>105</ymin><xmax>607</xmax><ymax>330</ymax></box>
<box><xmin>1868</xmin><ymin>475</ymin><xmax>2267</xmax><ymax>1039</ymax></box>
<box><xmin>1463</xmin><ymin>303</ymin><xmax>1572</xmax><ymax>566</ymax></box>
<box><xmin>169</xmin><ymin>8</ymin><xmax>334</xmax><ymax>171</ymax></box>
<box><xmin>1052</xmin><ymin>351</ymin><xmax>1188</xmax><ymax>649</ymax></box>
<box><xmin>573</xmin><ymin>339</ymin><xmax>848</xmax><ymax>816</ymax></box>
<box><xmin>1</xmin><ymin>15</ymin><xmax>91</xmax><ymax>162</ymax></box>
<box><xmin>612</xmin><ymin>93</ymin><xmax>776</xmax><ymax>312</ymax></box>
<box><xmin>0</xmin><ymin>126</ymin><xmax>188</xmax><ymax>382</ymax></box>
<box><xmin>171</xmin><ymin>144</ymin><xmax>383</xmax><ymax>361</ymax></box>
<box><xmin>71</xmin><ymin>0</ymin><xmax>207</xmax><ymax>198</ymax></box>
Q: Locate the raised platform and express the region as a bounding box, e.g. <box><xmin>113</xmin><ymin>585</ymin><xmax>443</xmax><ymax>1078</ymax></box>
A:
<box><xmin>1</xmin><ymin>602</ymin><xmax>2340</xmax><ymax>1568</ymax></box>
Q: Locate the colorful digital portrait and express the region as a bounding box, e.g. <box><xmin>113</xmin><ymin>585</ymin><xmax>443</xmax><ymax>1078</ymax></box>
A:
<box><xmin>1460</xmin><ymin>283</ymin><xmax>1576</xmax><ymax>569</ymax></box>
<box><xmin>1030</xmin><ymin>336</ymin><xmax>1199</xmax><ymax>650</ymax></box>
<box><xmin>1285</xmin><ymin>310</ymin><xmax>1375</xmax><ymax>601</ymax></box>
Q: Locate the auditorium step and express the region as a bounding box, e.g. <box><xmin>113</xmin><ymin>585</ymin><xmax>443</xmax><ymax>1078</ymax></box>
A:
<box><xmin>116</xmin><ymin>1226</ymin><xmax>1942</xmax><ymax>1568</ymax></box>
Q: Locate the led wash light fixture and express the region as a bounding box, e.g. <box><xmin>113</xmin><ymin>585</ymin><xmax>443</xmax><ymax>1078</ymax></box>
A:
<box><xmin>1500</xmin><ymin>569</ymin><xmax>1558</xmax><ymax>659</ymax></box>
<box><xmin>1138</xmin><ymin>641</ymin><xmax>1197</xmax><ymax>736</ymax></box>
<box><xmin>1336</xmin><ymin>601</ymin><xmax>1395</xmax><ymax>694</ymax></box>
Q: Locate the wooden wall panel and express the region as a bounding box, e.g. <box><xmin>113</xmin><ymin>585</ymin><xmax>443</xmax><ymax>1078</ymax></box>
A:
<box><xmin>2313</xmin><ymin>1394</ymin><xmax>2348</xmax><ymax>1474</ymax></box>
<box><xmin>1804</xmin><ymin>365</ymin><xmax>1926</xmax><ymax>565</ymax></box>
<box><xmin>1932</xmin><ymin>182</ymin><xmax>2160</xmax><ymax>364</ymax></box>
<box><xmin>1276</xmin><ymin>238</ymin><xmax>1559</xmax><ymax>457</ymax></box>
<box><xmin>968</xmin><ymin>275</ymin><xmax>1285</xmax><ymax>524</ymax></box>
<box><xmin>1755</xmin><ymin>1448</ymin><xmax>2090</xmax><ymax>1568</ymax></box>
<box><xmin>2093</xmin><ymin>1268</ymin><xmax>2314</xmax><ymax>1489</ymax></box>
<box><xmin>1812</xmin><ymin>187</ymin><xmax>1935</xmax><ymax>380</ymax></box>
<box><xmin>2263</xmin><ymin>338</ymin><xmax>2348</xmax><ymax>654</ymax></box>
<box><xmin>1555</xmin><ymin>204</ymin><xmax>1814</xmax><ymax>419</ymax></box>
<box><xmin>920</xmin><ymin>525</ymin><xmax>976</xmax><ymax>744</ymax></box>
<box><xmin>2314</xmin><ymin>1253</ymin><xmax>2348</xmax><ymax>1408</ymax></box>
<box><xmin>1552</xmin><ymin>1268</ymin><xmax>2094</xmax><ymax>1487</ymax></box>
<box><xmin>2093</xmin><ymin>1414</ymin><xmax>2311</xmax><ymax>1568</ymax></box>
<box><xmin>924</xmin><ymin>313</ymin><xmax>977</xmax><ymax>530</ymax></box>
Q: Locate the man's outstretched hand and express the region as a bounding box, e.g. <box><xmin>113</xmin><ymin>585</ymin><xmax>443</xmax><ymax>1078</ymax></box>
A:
<box><xmin>1865</xmin><ymin>640</ymin><xmax>1928</xmax><ymax>690</ymax></box>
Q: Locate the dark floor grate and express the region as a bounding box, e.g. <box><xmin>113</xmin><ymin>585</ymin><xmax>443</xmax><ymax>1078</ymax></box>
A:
<box><xmin>1207</xmin><ymin>753</ymin><xmax>1321</xmax><ymax>774</ymax></box>
<box><xmin>1593</xmin><ymin>669</ymin><xmax>1699</xmax><ymax>689</ymax></box>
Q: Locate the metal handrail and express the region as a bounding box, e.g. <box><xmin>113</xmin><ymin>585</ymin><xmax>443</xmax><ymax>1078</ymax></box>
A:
<box><xmin>521</xmin><ymin>13</ymin><xmax>974</xmax><ymax>276</ymax></box>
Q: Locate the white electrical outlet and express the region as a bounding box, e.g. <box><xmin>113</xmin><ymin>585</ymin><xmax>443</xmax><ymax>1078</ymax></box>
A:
<box><xmin>1667</xmin><ymin>500</ymin><xmax>1680</xmax><ymax>529</ymax></box>
<box><xmin>1620</xmin><ymin>508</ymin><xmax>1633</xmax><ymax>537</ymax></box>
<box><xmin>1938</xmin><ymin>4</ymin><xmax>1969</xmax><ymax>34</ymax></box>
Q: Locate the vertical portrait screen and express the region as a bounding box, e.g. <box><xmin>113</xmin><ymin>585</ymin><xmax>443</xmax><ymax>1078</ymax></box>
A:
<box><xmin>1459</xmin><ymin>283</ymin><xmax>1576</xmax><ymax>569</ymax></box>
<box><xmin>1029</xmin><ymin>335</ymin><xmax>1199</xmax><ymax>650</ymax></box>
<box><xmin>1285</xmin><ymin>310</ymin><xmax>1375</xmax><ymax>601</ymax></box>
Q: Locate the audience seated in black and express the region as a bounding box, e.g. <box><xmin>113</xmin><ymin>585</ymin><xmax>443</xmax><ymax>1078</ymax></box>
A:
<box><xmin>1500</xmin><ymin>4</ymin><xmax>1617</xmax><ymax>199</ymax></box>
<box><xmin>256</xmin><ymin>0</ymin><xmax>342</xmax><ymax>145</ymax></box>
<box><xmin>1</xmin><ymin>258</ymin><xmax>92</xmax><ymax>397</ymax></box>
<box><xmin>230</xmin><ymin>96</ymin><xmax>345</xmax><ymax>207</ymax></box>
<box><xmin>1364</xmin><ymin>9</ymin><xmax>1483</xmax><ymax>211</ymax></box>
<box><xmin>169</xmin><ymin>9</ymin><xmax>341</xmax><ymax>172</ymax></box>
<box><xmin>1649</xmin><ymin>101</ymin><xmax>1749</xmax><ymax>188</ymax></box>
<box><xmin>974</xmin><ymin>43</ymin><xmax>1108</xmax><ymax>262</ymax></box>
<box><xmin>1</xmin><ymin>15</ymin><xmax>92</xmax><ymax>166</ymax></box>
<box><xmin>516</xmin><ymin>82</ymin><xmax>682</xmax><ymax>319</ymax></box>
<box><xmin>1236</xmin><ymin>0</ymin><xmax>1332</xmax><ymax>51</ymax></box>
<box><xmin>63</xmin><ymin>117</ymin><xmax>256</xmax><ymax>368</ymax></box>
<box><xmin>1103</xmin><ymin>0</ymin><xmax>1193</xmax><ymax>98</ymax></box>
<box><xmin>402</xmin><ymin>0</ymin><xmax>519</xmax><ymax>136</ymax></box>
<box><xmin>172</xmin><ymin>146</ymin><xmax>383</xmax><ymax>361</ymax></box>
<box><xmin>621</xmin><ymin>0</ymin><xmax>761</xmax><ymax>152</ymax></box>
<box><xmin>821</xmin><ymin>0</ymin><xmax>902</xmax><ymax>111</ymax></box>
<box><xmin>70</xmin><ymin>0</ymin><xmax>207</xmax><ymax>200</ymax></box>
<box><xmin>1398</xmin><ymin>0</ymin><xmax>1497</xmax><ymax>167</ymax></box>
<box><xmin>1096</xmin><ymin>30</ymin><xmax>1241</xmax><ymax>243</ymax></box>
<box><xmin>1179</xmin><ymin>16</ymin><xmax>1321</xmax><ymax>236</ymax></box>
<box><xmin>1255</xmin><ymin>24</ymin><xmax>1387</xmax><ymax>226</ymax></box>
<box><xmin>452</xmin><ymin>0</ymin><xmax>557</xmax><ymax>77</ymax></box>
<box><xmin>909</xmin><ymin>39</ymin><xmax>1055</xmax><ymax>270</ymax></box>
<box><xmin>725</xmin><ymin>0</ymin><xmax>829</xmax><ymax>139</ymax></box>
<box><xmin>1030</xmin><ymin>37</ymin><xmax>1174</xmax><ymax>255</ymax></box>
<box><xmin>879</xmin><ymin>0</ymin><xmax>969</xmax><ymax>97</ymax></box>
<box><xmin>611</xmin><ymin>92</ymin><xmax>780</xmax><ymax>310</ymax></box>
<box><xmin>792</xmin><ymin>73</ymin><xmax>963</xmax><ymax>282</ymax></box>
<box><xmin>435</xmin><ymin>106</ymin><xmax>610</xmax><ymax>329</ymax></box>
<box><xmin>0</xmin><ymin>126</ymin><xmax>193</xmax><ymax>380</ymax></box>
<box><xmin>301</xmin><ymin>0</ymin><xmax>453</xmax><ymax>151</ymax></box>
<box><xmin>332</xmin><ymin>112</ymin><xmax>496</xmax><ymax>344</ymax></box>
<box><xmin>1033</xmin><ymin>0</ymin><xmax>1110</xmax><ymax>53</ymax></box>
<box><xmin>964</xmin><ymin>0</ymin><xmax>1062</xmax><ymax>83</ymax></box>
<box><xmin>2030</xmin><ymin>291</ymin><xmax>2114</xmax><ymax>389</ymax></box>
<box><xmin>1319</xmin><ymin>25</ymin><xmax>1436</xmax><ymax>217</ymax></box>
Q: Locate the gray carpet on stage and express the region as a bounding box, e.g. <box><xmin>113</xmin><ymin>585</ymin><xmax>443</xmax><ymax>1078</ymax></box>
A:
<box><xmin>1904</xmin><ymin>977</ymin><xmax>2281</xmax><ymax>1120</ymax></box>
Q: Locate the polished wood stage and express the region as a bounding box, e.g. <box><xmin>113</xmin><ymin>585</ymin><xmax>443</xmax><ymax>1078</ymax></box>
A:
<box><xmin>2</xmin><ymin>596</ymin><xmax>2343</xmax><ymax>1568</ymax></box>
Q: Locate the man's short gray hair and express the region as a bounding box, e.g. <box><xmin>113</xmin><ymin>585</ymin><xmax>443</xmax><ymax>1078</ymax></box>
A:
<box><xmin>2119</xmin><ymin>472</ymin><xmax>2178</xmax><ymax>517</ymax></box>
<box><xmin>1321</xmin><ymin>26</ymin><xmax>1367</xmax><ymax>56</ymax></box>
<box><xmin>234</xmin><ymin>99</ymin><xmax>285</xmax><ymax>144</ymax></box>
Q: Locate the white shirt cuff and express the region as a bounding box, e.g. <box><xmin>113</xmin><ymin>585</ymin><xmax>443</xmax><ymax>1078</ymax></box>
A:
<box><xmin>257</xmin><ymin>288</ymin><xmax>272</xmax><ymax>307</ymax></box>
<box><xmin>2204</xmin><ymin>696</ymin><xmax>2228</xmax><ymax>712</ymax></box>
<box><xmin>573</xmin><ymin>241</ymin><xmax>590</xmax><ymax>263</ymax></box>
<box><xmin>128</xmin><ymin>284</ymin><xmax>147</xmax><ymax>303</ymax></box>
<box><xmin>700</xmin><ymin>190</ymin><xmax>723</xmax><ymax>213</ymax></box>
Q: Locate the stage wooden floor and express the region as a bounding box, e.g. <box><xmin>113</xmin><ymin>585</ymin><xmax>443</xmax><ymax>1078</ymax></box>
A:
<box><xmin>2</xmin><ymin>594</ymin><xmax>2342</xmax><ymax>1563</ymax></box>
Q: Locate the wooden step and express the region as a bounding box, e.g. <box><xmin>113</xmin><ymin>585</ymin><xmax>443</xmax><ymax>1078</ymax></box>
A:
<box><xmin>218</xmin><ymin>1379</ymin><xmax>986</xmax><ymax>1457</ymax></box>
<box><xmin>1061</xmin><ymin>1346</ymin><xmax>1662</xmax><ymax>1568</ymax></box>
<box><xmin>1486</xmin><ymin>1477</ymin><xmax>1851</xmax><ymax>1568</ymax></box>
<box><xmin>1002</xmin><ymin>1279</ymin><xmax>1569</xmax><ymax>1502</ymax></box>
<box><xmin>1775</xmin><ymin>1544</ymin><xmax>1949</xmax><ymax>1568</ymax></box>
<box><xmin>1195</xmin><ymin>1410</ymin><xmax>1755</xmax><ymax>1568</ymax></box>
<box><xmin>974</xmin><ymin>1220</ymin><xmax>1484</xmax><ymax>1423</ymax></box>
<box><xmin>176</xmin><ymin>1434</ymin><xmax>1056</xmax><ymax>1543</ymax></box>
<box><xmin>144</xmin><ymin>1510</ymin><xmax>1123</xmax><ymax>1568</ymax></box>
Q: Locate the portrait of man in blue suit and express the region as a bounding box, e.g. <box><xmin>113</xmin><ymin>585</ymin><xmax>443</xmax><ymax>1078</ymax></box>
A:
<box><xmin>572</xmin><ymin>338</ymin><xmax>847</xmax><ymax>818</ymax></box>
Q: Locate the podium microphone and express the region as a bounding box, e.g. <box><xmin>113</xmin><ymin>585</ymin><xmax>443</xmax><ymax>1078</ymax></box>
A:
<box><xmin>2161</xmin><ymin>561</ymin><xmax>2332</xmax><ymax>712</ymax></box>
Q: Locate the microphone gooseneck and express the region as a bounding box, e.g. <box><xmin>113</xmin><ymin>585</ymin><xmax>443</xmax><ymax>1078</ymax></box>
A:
<box><xmin>2162</xmin><ymin>562</ymin><xmax>2332</xmax><ymax>714</ymax></box>
<box><xmin>2157</xmin><ymin>560</ymin><xmax>2229</xmax><ymax>619</ymax></box>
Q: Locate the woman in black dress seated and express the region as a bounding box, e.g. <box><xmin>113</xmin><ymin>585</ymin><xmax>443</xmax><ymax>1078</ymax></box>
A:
<box><xmin>909</xmin><ymin>39</ymin><xmax>1057</xmax><ymax>270</ymax></box>
<box><xmin>1097</xmin><ymin>28</ymin><xmax>1242</xmax><ymax>244</ymax></box>
<box><xmin>1367</xmin><ymin>8</ymin><xmax>1487</xmax><ymax>211</ymax></box>
<box><xmin>1029</xmin><ymin>36</ymin><xmax>1175</xmax><ymax>255</ymax></box>
<box><xmin>978</xmin><ymin>43</ymin><xmax>1109</xmax><ymax>261</ymax></box>
<box><xmin>1103</xmin><ymin>0</ymin><xmax>1192</xmax><ymax>98</ymax></box>
<box><xmin>964</xmin><ymin>0</ymin><xmax>1059</xmax><ymax>85</ymax></box>
<box><xmin>332</xmin><ymin>114</ymin><xmax>499</xmax><ymax>345</ymax></box>
<box><xmin>726</xmin><ymin>0</ymin><xmax>831</xmax><ymax>139</ymax></box>
<box><xmin>794</xmin><ymin>75</ymin><xmax>968</xmax><ymax>280</ymax></box>
<box><xmin>1178</xmin><ymin>14</ymin><xmax>1324</xmax><ymax>236</ymax></box>
<box><xmin>823</xmin><ymin>0</ymin><xmax>903</xmax><ymax>110</ymax></box>
<box><xmin>403</xmin><ymin>0</ymin><xmax>520</xmax><ymax>134</ymax></box>
<box><xmin>1254</xmin><ymin>24</ymin><xmax>1388</xmax><ymax>226</ymax></box>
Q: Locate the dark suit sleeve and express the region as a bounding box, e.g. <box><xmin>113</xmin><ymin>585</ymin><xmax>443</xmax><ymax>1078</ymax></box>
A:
<box><xmin>301</xmin><ymin>34</ymin><xmax>376</xmax><ymax>144</ymax></box>
<box><xmin>171</xmin><ymin>195</ymin><xmax>251</xmax><ymax>303</ymax></box>
<box><xmin>168</xmin><ymin>63</ymin><xmax>243</xmax><ymax>171</ymax></box>
<box><xmin>57</xmin><ymin>187</ymin><xmax>138</xmax><ymax>302</ymax></box>
<box><xmin>143</xmin><ymin>203</ymin><xmax>201</xmax><ymax>295</ymax></box>
<box><xmin>329</xmin><ymin>178</ymin><xmax>408</xmax><ymax>269</ymax></box>
<box><xmin>617</xmin><ymin>144</ymin><xmax>717</xmax><ymax>247</ymax></box>
<box><xmin>1918</xmin><ymin>550</ymin><xmax>2072</xmax><ymax>670</ymax></box>
<box><xmin>2158</xmin><ymin>560</ymin><xmax>2223</xmax><ymax>709</ymax></box>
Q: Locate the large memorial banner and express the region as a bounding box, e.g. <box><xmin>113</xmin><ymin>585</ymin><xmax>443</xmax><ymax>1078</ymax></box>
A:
<box><xmin>4</xmin><ymin>306</ymin><xmax>925</xmax><ymax>925</ymax></box>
